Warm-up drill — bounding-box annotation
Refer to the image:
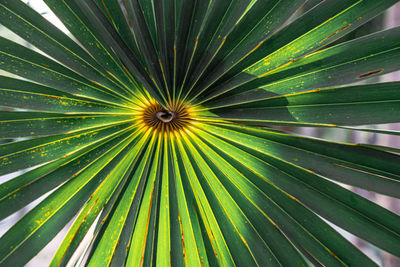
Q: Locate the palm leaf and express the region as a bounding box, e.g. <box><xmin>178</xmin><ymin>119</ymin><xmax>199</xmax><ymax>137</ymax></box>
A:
<box><xmin>1</xmin><ymin>0</ymin><xmax>400</xmax><ymax>266</ymax></box>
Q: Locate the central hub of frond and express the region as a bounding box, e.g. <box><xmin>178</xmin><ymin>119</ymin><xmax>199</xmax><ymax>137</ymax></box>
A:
<box><xmin>156</xmin><ymin>110</ymin><xmax>175</xmax><ymax>123</ymax></box>
<box><xmin>140</xmin><ymin>101</ymin><xmax>192</xmax><ymax>132</ymax></box>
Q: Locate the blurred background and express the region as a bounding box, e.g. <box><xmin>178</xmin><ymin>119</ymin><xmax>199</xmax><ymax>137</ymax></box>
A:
<box><xmin>0</xmin><ymin>1</ymin><xmax>399</xmax><ymax>266</ymax></box>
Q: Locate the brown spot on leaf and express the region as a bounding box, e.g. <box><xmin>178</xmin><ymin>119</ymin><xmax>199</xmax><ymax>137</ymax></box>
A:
<box><xmin>302</xmin><ymin>88</ymin><xmax>321</xmax><ymax>94</ymax></box>
<box><xmin>100</xmin><ymin>0</ymin><xmax>114</xmax><ymax>22</ymax></box>
<box><xmin>288</xmin><ymin>194</ymin><xmax>299</xmax><ymax>202</ymax></box>
<box><xmin>92</xmin><ymin>81</ymin><xmax>102</xmax><ymax>86</ymax></box>
<box><xmin>327</xmin><ymin>249</ymin><xmax>341</xmax><ymax>261</ymax></box>
<box><xmin>45</xmin><ymin>95</ymin><xmax>62</xmax><ymax>99</ymax></box>
<box><xmin>357</xmin><ymin>69</ymin><xmax>383</xmax><ymax>79</ymax></box>
<box><xmin>178</xmin><ymin>215</ymin><xmax>187</xmax><ymax>260</ymax></box>
<box><xmin>321</xmin><ymin>24</ymin><xmax>351</xmax><ymax>43</ymax></box>
<box><xmin>106</xmin><ymin>71</ymin><xmax>117</xmax><ymax>80</ymax></box>
<box><xmin>244</xmin><ymin>41</ymin><xmax>264</xmax><ymax>59</ymax></box>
